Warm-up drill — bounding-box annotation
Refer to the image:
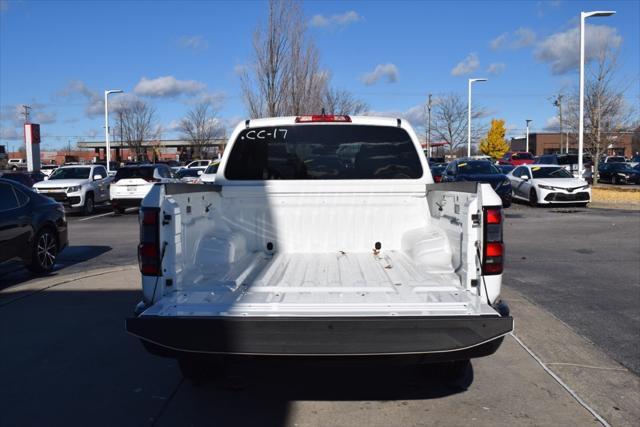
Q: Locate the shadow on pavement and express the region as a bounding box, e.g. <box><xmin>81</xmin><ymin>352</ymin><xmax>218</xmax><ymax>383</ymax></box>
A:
<box><xmin>0</xmin><ymin>245</ymin><xmax>112</xmax><ymax>289</ymax></box>
<box><xmin>1</xmin><ymin>286</ymin><xmax>474</xmax><ymax>427</ymax></box>
<box><xmin>161</xmin><ymin>362</ymin><xmax>473</xmax><ymax>426</ymax></box>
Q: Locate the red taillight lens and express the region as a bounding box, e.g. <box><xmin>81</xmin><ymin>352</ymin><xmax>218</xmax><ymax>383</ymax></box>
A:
<box><xmin>485</xmin><ymin>208</ymin><xmax>502</xmax><ymax>224</ymax></box>
<box><xmin>486</xmin><ymin>242</ymin><xmax>503</xmax><ymax>257</ymax></box>
<box><xmin>139</xmin><ymin>208</ymin><xmax>161</xmax><ymax>276</ymax></box>
<box><xmin>295</xmin><ymin>115</ymin><xmax>351</xmax><ymax>123</ymax></box>
<box><xmin>434</xmin><ymin>175</ymin><xmax>442</xmax><ymax>183</ymax></box>
<box><xmin>483</xmin><ymin>206</ymin><xmax>504</xmax><ymax>275</ymax></box>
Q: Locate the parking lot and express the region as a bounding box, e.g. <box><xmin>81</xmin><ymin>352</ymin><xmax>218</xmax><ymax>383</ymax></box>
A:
<box><xmin>1</xmin><ymin>201</ymin><xmax>638</xmax><ymax>426</ymax></box>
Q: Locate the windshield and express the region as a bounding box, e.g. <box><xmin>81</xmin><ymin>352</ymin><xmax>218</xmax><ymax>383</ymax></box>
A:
<box><xmin>457</xmin><ymin>161</ymin><xmax>500</xmax><ymax>175</ymax></box>
<box><xmin>609</xmin><ymin>163</ymin><xmax>634</xmax><ymax>171</ymax></box>
<box><xmin>531</xmin><ymin>166</ymin><xmax>573</xmax><ymax>178</ymax></box>
<box><xmin>512</xmin><ymin>153</ymin><xmax>533</xmax><ymax>160</ymax></box>
<box><xmin>49</xmin><ymin>167</ymin><xmax>91</xmax><ymax>180</ymax></box>
<box><xmin>176</xmin><ymin>169</ymin><xmax>200</xmax><ymax>178</ymax></box>
<box><xmin>204</xmin><ymin>163</ymin><xmax>219</xmax><ymax>174</ymax></box>
<box><xmin>225</xmin><ymin>125</ymin><xmax>423</xmax><ymax>180</ymax></box>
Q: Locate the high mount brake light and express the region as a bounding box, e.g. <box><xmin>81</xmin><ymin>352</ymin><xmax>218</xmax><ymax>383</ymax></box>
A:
<box><xmin>138</xmin><ymin>207</ymin><xmax>161</xmax><ymax>276</ymax></box>
<box><xmin>295</xmin><ymin>115</ymin><xmax>352</xmax><ymax>123</ymax></box>
<box><xmin>483</xmin><ymin>206</ymin><xmax>504</xmax><ymax>275</ymax></box>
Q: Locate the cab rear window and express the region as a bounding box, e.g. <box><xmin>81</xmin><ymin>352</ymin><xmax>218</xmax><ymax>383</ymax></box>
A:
<box><xmin>225</xmin><ymin>125</ymin><xmax>423</xmax><ymax>180</ymax></box>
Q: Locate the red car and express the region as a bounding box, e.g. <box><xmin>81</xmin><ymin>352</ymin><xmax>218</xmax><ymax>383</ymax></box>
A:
<box><xmin>499</xmin><ymin>151</ymin><xmax>535</xmax><ymax>166</ymax></box>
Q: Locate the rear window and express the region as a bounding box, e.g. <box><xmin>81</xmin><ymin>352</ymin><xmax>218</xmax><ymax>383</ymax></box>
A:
<box><xmin>512</xmin><ymin>153</ymin><xmax>533</xmax><ymax>160</ymax></box>
<box><xmin>224</xmin><ymin>125</ymin><xmax>423</xmax><ymax>180</ymax></box>
<box><xmin>114</xmin><ymin>167</ymin><xmax>155</xmax><ymax>181</ymax></box>
<box><xmin>457</xmin><ymin>161</ymin><xmax>500</xmax><ymax>175</ymax></box>
<box><xmin>176</xmin><ymin>169</ymin><xmax>200</xmax><ymax>178</ymax></box>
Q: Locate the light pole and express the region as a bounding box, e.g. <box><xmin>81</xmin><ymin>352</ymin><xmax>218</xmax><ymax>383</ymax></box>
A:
<box><xmin>525</xmin><ymin>119</ymin><xmax>532</xmax><ymax>153</ymax></box>
<box><xmin>579</xmin><ymin>10</ymin><xmax>615</xmax><ymax>178</ymax></box>
<box><xmin>104</xmin><ymin>89</ymin><xmax>123</xmax><ymax>174</ymax></box>
<box><xmin>468</xmin><ymin>78</ymin><xmax>487</xmax><ymax>157</ymax></box>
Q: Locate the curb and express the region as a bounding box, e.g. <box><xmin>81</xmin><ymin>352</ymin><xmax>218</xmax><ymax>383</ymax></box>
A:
<box><xmin>0</xmin><ymin>264</ymin><xmax>138</xmax><ymax>307</ymax></box>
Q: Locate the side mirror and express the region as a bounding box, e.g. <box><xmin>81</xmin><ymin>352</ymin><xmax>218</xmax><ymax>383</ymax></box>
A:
<box><xmin>521</xmin><ymin>175</ymin><xmax>529</xmax><ymax>181</ymax></box>
<box><xmin>197</xmin><ymin>170</ymin><xmax>203</xmax><ymax>176</ymax></box>
<box><xmin>94</xmin><ymin>174</ymin><xmax>103</xmax><ymax>180</ymax></box>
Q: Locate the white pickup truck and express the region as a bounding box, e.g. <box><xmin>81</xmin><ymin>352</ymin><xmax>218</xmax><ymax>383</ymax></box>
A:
<box><xmin>126</xmin><ymin>115</ymin><xmax>513</xmax><ymax>379</ymax></box>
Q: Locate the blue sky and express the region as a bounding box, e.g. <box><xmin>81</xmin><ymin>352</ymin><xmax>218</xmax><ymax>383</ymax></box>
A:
<box><xmin>1</xmin><ymin>0</ymin><xmax>638</xmax><ymax>150</ymax></box>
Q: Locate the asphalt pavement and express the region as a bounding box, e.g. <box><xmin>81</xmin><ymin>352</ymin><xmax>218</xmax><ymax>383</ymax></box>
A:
<box><xmin>504</xmin><ymin>202</ymin><xmax>640</xmax><ymax>375</ymax></box>
<box><xmin>1</xmin><ymin>202</ymin><xmax>639</xmax><ymax>426</ymax></box>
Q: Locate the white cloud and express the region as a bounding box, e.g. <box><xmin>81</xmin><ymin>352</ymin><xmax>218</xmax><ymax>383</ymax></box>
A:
<box><xmin>490</xmin><ymin>33</ymin><xmax>508</xmax><ymax>50</ymax></box>
<box><xmin>490</xmin><ymin>27</ymin><xmax>536</xmax><ymax>50</ymax></box>
<box><xmin>535</xmin><ymin>24</ymin><xmax>622</xmax><ymax>74</ymax></box>
<box><xmin>513</xmin><ymin>27</ymin><xmax>536</xmax><ymax>48</ymax></box>
<box><xmin>487</xmin><ymin>63</ymin><xmax>506</xmax><ymax>75</ymax></box>
<box><xmin>0</xmin><ymin>126</ymin><xmax>20</xmax><ymax>140</ymax></box>
<box><xmin>134</xmin><ymin>76</ymin><xmax>206</xmax><ymax>98</ymax></box>
<box><xmin>364</xmin><ymin>104</ymin><xmax>425</xmax><ymax>129</ymax></box>
<box><xmin>310</xmin><ymin>11</ymin><xmax>362</xmax><ymax>28</ymax></box>
<box><xmin>109</xmin><ymin>93</ymin><xmax>142</xmax><ymax>113</ymax></box>
<box><xmin>177</xmin><ymin>35</ymin><xmax>208</xmax><ymax>51</ymax></box>
<box><xmin>544</xmin><ymin>116</ymin><xmax>560</xmax><ymax>131</ymax></box>
<box><xmin>451</xmin><ymin>53</ymin><xmax>480</xmax><ymax>76</ymax></box>
<box><xmin>233</xmin><ymin>64</ymin><xmax>248</xmax><ymax>75</ymax></box>
<box><xmin>361</xmin><ymin>63</ymin><xmax>399</xmax><ymax>85</ymax></box>
<box><xmin>33</xmin><ymin>111</ymin><xmax>57</xmax><ymax>124</ymax></box>
<box><xmin>57</xmin><ymin>80</ymin><xmax>104</xmax><ymax>118</ymax></box>
<box><xmin>186</xmin><ymin>91</ymin><xmax>225</xmax><ymax>108</ymax></box>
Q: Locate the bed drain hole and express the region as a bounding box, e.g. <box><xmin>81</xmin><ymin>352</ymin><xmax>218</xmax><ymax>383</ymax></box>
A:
<box><xmin>374</xmin><ymin>241</ymin><xmax>382</xmax><ymax>250</ymax></box>
<box><xmin>266</xmin><ymin>242</ymin><xmax>274</xmax><ymax>251</ymax></box>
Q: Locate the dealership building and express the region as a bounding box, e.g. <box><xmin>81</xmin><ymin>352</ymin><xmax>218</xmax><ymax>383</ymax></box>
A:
<box><xmin>510</xmin><ymin>131</ymin><xmax>639</xmax><ymax>157</ymax></box>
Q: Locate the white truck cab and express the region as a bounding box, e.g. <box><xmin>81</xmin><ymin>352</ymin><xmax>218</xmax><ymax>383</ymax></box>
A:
<box><xmin>33</xmin><ymin>164</ymin><xmax>111</xmax><ymax>215</ymax></box>
<box><xmin>126</xmin><ymin>116</ymin><xmax>512</xmax><ymax>380</ymax></box>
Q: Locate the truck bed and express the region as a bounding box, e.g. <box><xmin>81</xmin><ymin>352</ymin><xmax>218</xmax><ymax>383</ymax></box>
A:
<box><xmin>143</xmin><ymin>250</ymin><xmax>496</xmax><ymax>318</ymax></box>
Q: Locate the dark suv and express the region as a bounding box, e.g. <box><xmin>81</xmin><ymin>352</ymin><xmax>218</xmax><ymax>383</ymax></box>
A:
<box><xmin>442</xmin><ymin>159</ymin><xmax>512</xmax><ymax>207</ymax></box>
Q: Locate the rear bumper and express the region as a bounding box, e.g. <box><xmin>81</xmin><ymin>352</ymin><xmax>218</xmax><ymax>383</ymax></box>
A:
<box><xmin>126</xmin><ymin>312</ymin><xmax>513</xmax><ymax>359</ymax></box>
<box><xmin>111</xmin><ymin>198</ymin><xmax>142</xmax><ymax>208</ymax></box>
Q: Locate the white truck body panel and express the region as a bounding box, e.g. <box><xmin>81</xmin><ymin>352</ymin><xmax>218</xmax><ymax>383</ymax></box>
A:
<box><xmin>129</xmin><ymin>116</ymin><xmax>511</xmax><ymax>358</ymax></box>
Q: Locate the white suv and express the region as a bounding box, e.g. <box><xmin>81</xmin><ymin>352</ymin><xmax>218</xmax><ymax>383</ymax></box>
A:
<box><xmin>33</xmin><ymin>165</ymin><xmax>111</xmax><ymax>215</ymax></box>
<box><xmin>8</xmin><ymin>158</ymin><xmax>27</xmax><ymax>170</ymax></box>
<box><xmin>110</xmin><ymin>164</ymin><xmax>176</xmax><ymax>213</ymax></box>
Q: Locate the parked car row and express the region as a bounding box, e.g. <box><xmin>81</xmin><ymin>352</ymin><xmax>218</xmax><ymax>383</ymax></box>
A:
<box><xmin>429</xmin><ymin>153</ymin><xmax>593</xmax><ymax>207</ymax></box>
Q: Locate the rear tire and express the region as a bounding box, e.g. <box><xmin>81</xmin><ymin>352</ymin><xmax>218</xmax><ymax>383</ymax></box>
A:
<box><xmin>82</xmin><ymin>193</ymin><xmax>95</xmax><ymax>215</ymax></box>
<box><xmin>26</xmin><ymin>228</ymin><xmax>58</xmax><ymax>274</ymax></box>
<box><xmin>529</xmin><ymin>189</ymin><xmax>538</xmax><ymax>207</ymax></box>
<box><xmin>113</xmin><ymin>205</ymin><xmax>125</xmax><ymax>215</ymax></box>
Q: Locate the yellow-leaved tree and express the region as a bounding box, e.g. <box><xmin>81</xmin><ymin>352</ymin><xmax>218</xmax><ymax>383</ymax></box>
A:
<box><xmin>479</xmin><ymin>119</ymin><xmax>511</xmax><ymax>160</ymax></box>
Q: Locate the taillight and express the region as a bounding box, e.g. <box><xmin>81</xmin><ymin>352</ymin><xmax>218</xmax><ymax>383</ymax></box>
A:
<box><xmin>295</xmin><ymin>115</ymin><xmax>351</xmax><ymax>123</ymax></box>
<box><xmin>483</xmin><ymin>206</ymin><xmax>503</xmax><ymax>275</ymax></box>
<box><xmin>138</xmin><ymin>207</ymin><xmax>161</xmax><ymax>276</ymax></box>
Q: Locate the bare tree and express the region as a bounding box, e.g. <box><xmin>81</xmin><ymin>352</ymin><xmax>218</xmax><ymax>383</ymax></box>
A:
<box><xmin>114</xmin><ymin>100</ymin><xmax>157</xmax><ymax>161</ymax></box>
<box><xmin>432</xmin><ymin>93</ymin><xmax>486</xmax><ymax>154</ymax></box>
<box><xmin>240</xmin><ymin>0</ymin><xmax>366</xmax><ymax>118</ymax></box>
<box><xmin>565</xmin><ymin>44</ymin><xmax>636</xmax><ymax>183</ymax></box>
<box><xmin>323</xmin><ymin>86</ymin><xmax>369</xmax><ymax>115</ymax></box>
<box><xmin>179</xmin><ymin>102</ymin><xmax>225</xmax><ymax>159</ymax></box>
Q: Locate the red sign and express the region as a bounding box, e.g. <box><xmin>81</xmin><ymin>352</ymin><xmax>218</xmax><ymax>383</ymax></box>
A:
<box><xmin>31</xmin><ymin>124</ymin><xmax>41</xmax><ymax>144</ymax></box>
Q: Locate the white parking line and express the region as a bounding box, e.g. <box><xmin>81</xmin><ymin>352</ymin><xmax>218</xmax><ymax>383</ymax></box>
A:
<box><xmin>77</xmin><ymin>208</ymin><xmax>137</xmax><ymax>222</ymax></box>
